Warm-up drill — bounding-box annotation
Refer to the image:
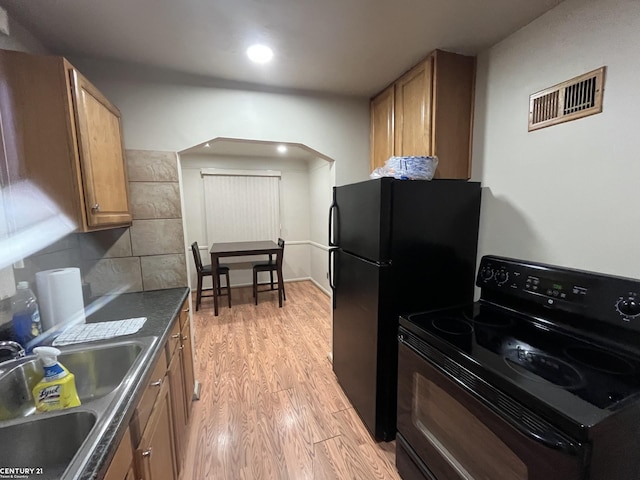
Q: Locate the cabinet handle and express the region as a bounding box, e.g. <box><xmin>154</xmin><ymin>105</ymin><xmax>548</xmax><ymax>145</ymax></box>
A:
<box><xmin>171</xmin><ymin>333</ymin><xmax>180</xmax><ymax>339</ymax></box>
<box><xmin>92</xmin><ymin>203</ymin><xmax>100</xmax><ymax>212</ymax></box>
<box><xmin>142</xmin><ymin>448</ymin><xmax>152</xmax><ymax>457</ymax></box>
<box><xmin>183</xmin><ymin>307</ymin><xmax>190</xmax><ymax>313</ymax></box>
<box><xmin>182</xmin><ymin>335</ymin><xmax>188</xmax><ymax>341</ymax></box>
<box><xmin>149</xmin><ymin>378</ymin><xmax>162</xmax><ymax>387</ymax></box>
<box><xmin>179</xmin><ymin>345</ymin><xmax>184</xmax><ymax>350</ymax></box>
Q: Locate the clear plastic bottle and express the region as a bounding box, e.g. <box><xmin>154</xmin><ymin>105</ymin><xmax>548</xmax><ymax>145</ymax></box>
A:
<box><xmin>11</xmin><ymin>281</ymin><xmax>42</xmax><ymax>348</ymax></box>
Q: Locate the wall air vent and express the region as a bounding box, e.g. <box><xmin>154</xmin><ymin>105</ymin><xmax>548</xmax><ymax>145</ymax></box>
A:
<box><xmin>528</xmin><ymin>67</ymin><xmax>605</xmax><ymax>131</ymax></box>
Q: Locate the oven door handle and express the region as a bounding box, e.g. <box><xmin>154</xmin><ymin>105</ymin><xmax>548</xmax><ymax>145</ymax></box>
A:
<box><xmin>510</xmin><ymin>417</ymin><xmax>581</xmax><ymax>455</ymax></box>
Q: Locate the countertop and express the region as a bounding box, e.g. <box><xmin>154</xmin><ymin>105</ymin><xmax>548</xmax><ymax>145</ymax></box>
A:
<box><xmin>75</xmin><ymin>287</ymin><xmax>190</xmax><ymax>480</ymax></box>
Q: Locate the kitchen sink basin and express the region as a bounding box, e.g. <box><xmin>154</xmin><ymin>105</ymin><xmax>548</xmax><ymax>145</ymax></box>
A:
<box><xmin>0</xmin><ymin>341</ymin><xmax>143</xmax><ymax>420</ymax></box>
<box><xmin>0</xmin><ymin>335</ymin><xmax>157</xmax><ymax>479</ymax></box>
<box><xmin>0</xmin><ymin>411</ymin><xmax>96</xmax><ymax>479</ymax></box>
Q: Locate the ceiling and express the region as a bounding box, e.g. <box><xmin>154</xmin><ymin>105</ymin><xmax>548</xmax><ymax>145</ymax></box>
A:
<box><xmin>180</xmin><ymin>138</ymin><xmax>327</xmax><ymax>164</ymax></box>
<box><xmin>1</xmin><ymin>0</ymin><xmax>563</xmax><ymax>97</ymax></box>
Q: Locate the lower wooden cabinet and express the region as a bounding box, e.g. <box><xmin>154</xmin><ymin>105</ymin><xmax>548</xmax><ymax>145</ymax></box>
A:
<box><xmin>168</xmin><ymin>344</ymin><xmax>188</xmax><ymax>474</ymax></box>
<box><xmin>181</xmin><ymin>322</ymin><xmax>195</xmax><ymax>420</ymax></box>
<box><xmin>130</xmin><ymin>354</ymin><xmax>167</xmax><ymax>445</ymax></box>
<box><xmin>125</xmin><ymin>466</ymin><xmax>136</xmax><ymax>480</ymax></box>
<box><xmin>104</xmin><ymin>427</ymin><xmax>134</xmax><ymax>480</ymax></box>
<box><xmin>136</xmin><ymin>380</ymin><xmax>177</xmax><ymax>480</ymax></box>
<box><xmin>104</xmin><ymin>298</ymin><xmax>194</xmax><ymax>480</ymax></box>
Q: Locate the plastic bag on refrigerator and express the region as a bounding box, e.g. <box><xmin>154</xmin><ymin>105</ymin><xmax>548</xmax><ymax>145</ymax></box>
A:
<box><xmin>370</xmin><ymin>156</ymin><xmax>438</xmax><ymax>180</ymax></box>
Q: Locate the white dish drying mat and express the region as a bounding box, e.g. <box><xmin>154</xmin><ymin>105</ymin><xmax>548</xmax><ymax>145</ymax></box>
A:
<box><xmin>52</xmin><ymin>317</ymin><xmax>147</xmax><ymax>346</ymax></box>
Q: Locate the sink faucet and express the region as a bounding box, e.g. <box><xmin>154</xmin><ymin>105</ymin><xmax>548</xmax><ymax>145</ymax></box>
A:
<box><xmin>0</xmin><ymin>341</ymin><xmax>26</xmax><ymax>363</ymax></box>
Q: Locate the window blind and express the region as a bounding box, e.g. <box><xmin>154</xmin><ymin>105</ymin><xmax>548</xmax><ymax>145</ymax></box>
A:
<box><xmin>202</xmin><ymin>171</ymin><xmax>280</xmax><ymax>247</ymax></box>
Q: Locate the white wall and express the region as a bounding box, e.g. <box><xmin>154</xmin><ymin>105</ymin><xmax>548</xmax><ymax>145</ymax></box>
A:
<box><xmin>0</xmin><ymin>15</ymin><xmax>48</xmax><ymax>54</ymax></box>
<box><xmin>69</xmin><ymin>58</ymin><xmax>370</xmax><ymax>187</ymax></box>
<box><xmin>472</xmin><ymin>0</ymin><xmax>640</xmax><ymax>280</ymax></box>
<box><xmin>181</xmin><ymin>154</ymin><xmax>314</xmax><ymax>288</ymax></box>
<box><xmin>309</xmin><ymin>158</ymin><xmax>334</xmax><ymax>294</ymax></box>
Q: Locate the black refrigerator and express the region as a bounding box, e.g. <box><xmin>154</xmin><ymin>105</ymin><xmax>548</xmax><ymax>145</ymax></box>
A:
<box><xmin>328</xmin><ymin>177</ymin><xmax>481</xmax><ymax>441</ymax></box>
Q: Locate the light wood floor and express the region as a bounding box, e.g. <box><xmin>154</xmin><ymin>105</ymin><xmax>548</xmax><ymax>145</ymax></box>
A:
<box><xmin>180</xmin><ymin>281</ymin><xmax>401</xmax><ymax>480</ymax></box>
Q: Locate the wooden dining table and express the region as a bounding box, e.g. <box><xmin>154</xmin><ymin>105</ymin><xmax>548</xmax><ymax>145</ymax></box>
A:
<box><xmin>209</xmin><ymin>240</ymin><xmax>284</xmax><ymax>316</ymax></box>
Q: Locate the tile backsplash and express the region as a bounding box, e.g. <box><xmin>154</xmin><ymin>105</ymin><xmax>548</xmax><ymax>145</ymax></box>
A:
<box><xmin>12</xmin><ymin>150</ymin><xmax>187</xmax><ymax>306</ymax></box>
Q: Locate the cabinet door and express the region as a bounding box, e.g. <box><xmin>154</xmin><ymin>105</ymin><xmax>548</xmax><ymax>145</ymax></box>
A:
<box><xmin>125</xmin><ymin>466</ymin><xmax>136</xmax><ymax>480</ymax></box>
<box><xmin>104</xmin><ymin>427</ymin><xmax>134</xmax><ymax>480</ymax></box>
<box><xmin>370</xmin><ymin>86</ymin><xmax>395</xmax><ymax>172</ymax></box>
<box><xmin>168</xmin><ymin>349</ymin><xmax>187</xmax><ymax>475</ymax></box>
<box><xmin>181</xmin><ymin>322</ymin><xmax>195</xmax><ymax>419</ymax></box>
<box><xmin>431</xmin><ymin>50</ymin><xmax>475</xmax><ymax>179</ymax></box>
<box><xmin>394</xmin><ymin>58</ymin><xmax>433</xmax><ymax>157</ymax></box>
<box><xmin>69</xmin><ymin>68</ymin><xmax>132</xmax><ymax>228</ymax></box>
<box><xmin>130</xmin><ymin>354</ymin><xmax>167</xmax><ymax>446</ymax></box>
<box><xmin>136</xmin><ymin>379</ymin><xmax>177</xmax><ymax>480</ymax></box>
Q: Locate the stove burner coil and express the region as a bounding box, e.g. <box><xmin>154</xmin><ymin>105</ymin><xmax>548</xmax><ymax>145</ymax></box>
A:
<box><xmin>431</xmin><ymin>318</ymin><xmax>474</xmax><ymax>335</ymax></box>
<box><xmin>430</xmin><ymin>318</ymin><xmax>473</xmax><ymax>352</ymax></box>
<box><xmin>564</xmin><ymin>346</ymin><xmax>636</xmax><ymax>375</ymax></box>
<box><xmin>469</xmin><ymin>314</ymin><xmax>514</xmax><ymax>328</ymax></box>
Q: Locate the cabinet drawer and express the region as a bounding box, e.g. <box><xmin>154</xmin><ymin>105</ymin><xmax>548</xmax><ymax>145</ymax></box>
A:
<box><xmin>130</xmin><ymin>353</ymin><xmax>167</xmax><ymax>446</ymax></box>
<box><xmin>165</xmin><ymin>320</ymin><xmax>181</xmax><ymax>361</ymax></box>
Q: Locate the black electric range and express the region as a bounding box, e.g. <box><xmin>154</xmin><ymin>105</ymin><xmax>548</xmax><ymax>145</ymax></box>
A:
<box><xmin>396</xmin><ymin>256</ymin><xmax>640</xmax><ymax>480</ymax></box>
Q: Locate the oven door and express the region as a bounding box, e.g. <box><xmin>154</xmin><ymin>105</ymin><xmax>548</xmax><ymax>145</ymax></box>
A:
<box><xmin>397</xmin><ymin>329</ymin><xmax>588</xmax><ymax>480</ymax></box>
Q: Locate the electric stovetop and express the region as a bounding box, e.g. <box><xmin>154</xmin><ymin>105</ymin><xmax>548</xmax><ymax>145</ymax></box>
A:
<box><xmin>400</xmin><ymin>255</ymin><xmax>640</xmax><ymax>439</ymax></box>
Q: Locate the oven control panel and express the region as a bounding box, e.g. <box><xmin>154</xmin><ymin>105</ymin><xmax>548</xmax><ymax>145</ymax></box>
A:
<box><xmin>477</xmin><ymin>255</ymin><xmax>640</xmax><ymax>331</ymax></box>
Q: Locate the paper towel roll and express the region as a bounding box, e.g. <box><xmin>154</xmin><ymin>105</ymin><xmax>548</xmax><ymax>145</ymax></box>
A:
<box><xmin>36</xmin><ymin>267</ymin><xmax>86</xmax><ymax>332</ymax></box>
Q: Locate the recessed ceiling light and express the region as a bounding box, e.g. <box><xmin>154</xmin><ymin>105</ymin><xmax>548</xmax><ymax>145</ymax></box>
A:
<box><xmin>247</xmin><ymin>44</ymin><xmax>274</xmax><ymax>64</ymax></box>
<box><xmin>277</xmin><ymin>145</ymin><xmax>287</xmax><ymax>154</ymax></box>
<box><xmin>204</xmin><ymin>143</ymin><xmax>210</xmax><ymax>148</ymax></box>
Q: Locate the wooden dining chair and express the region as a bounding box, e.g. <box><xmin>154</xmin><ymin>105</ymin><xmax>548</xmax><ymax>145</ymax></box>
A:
<box><xmin>191</xmin><ymin>242</ymin><xmax>231</xmax><ymax>311</ymax></box>
<box><xmin>252</xmin><ymin>238</ymin><xmax>286</xmax><ymax>305</ymax></box>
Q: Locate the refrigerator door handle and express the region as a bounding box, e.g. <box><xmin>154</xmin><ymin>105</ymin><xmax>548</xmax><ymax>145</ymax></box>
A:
<box><xmin>328</xmin><ymin>247</ymin><xmax>337</xmax><ymax>290</ymax></box>
<box><xmin>328</xmin><ymin>201</ymin><xmax>339</xmax><ymax>247</ymax></box>
<box><xmin>328</xmin><ymin>247</ymin><xmax>337</xmax><ymax>308</ymax></box>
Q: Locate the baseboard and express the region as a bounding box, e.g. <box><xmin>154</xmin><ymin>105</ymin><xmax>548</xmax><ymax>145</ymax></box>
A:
<box><xmin>310</xmin><ymin>278</ymin><xmax>331</xmax><ymax>297</ymax></box>
<box><xmin>197</xmin><ymin>277</ymin><xmax>331</xmax><ymax>294</ymax></box>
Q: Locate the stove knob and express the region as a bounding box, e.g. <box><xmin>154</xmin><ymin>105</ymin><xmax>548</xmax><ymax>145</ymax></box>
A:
<box><xmin>495</xmin><ymin>270</ymin><xmax>509</xmax><ymax>285</ymax></box>
<box><xmin>479</xmin><ymin>267</ymin><xmax>494</xmax><ymax>281</ymax></box>
<box><xmin>616</xmin><ymin>297</ymin><xmax>640</xmax><ymax>317</ymax></box>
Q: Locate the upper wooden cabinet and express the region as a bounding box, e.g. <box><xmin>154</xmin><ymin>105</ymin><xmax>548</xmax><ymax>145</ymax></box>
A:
<box><xmin>394</xmin><ymin>58</ymin><xmax>433</xmax><ymax>158</ymax></box>
<box><xmin>370</xmin><ymin>85</ymin><xmax>395</xmax><ymax>175</ymax></box>
<box><xmin>0</xmin><ymin>49</ymin><xmax>132</xmax><ymax>231</ymax></box>
<box><xmin>370</xmin><ymin>50</ymin><xmax>476</xmax><ymax>179</ymax></box>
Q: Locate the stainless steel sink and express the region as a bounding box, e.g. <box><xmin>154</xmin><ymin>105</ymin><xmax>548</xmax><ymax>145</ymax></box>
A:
<box><xmin>0</xmin><ymin>342</ymin><xmax>142</xmax><ymax>420</ymax></box>
<box><xmin>0</xmin><ymin>336</ymin><xmax>158</xmax><ymax>479</ymax></box>
<box><xmin>0</xmin><ymin>411</ymin><xmax>97</xmax><ymax>479</ymax></box>
<box><xmin>0</xmin><ymin>341</ymin><xmax>144</xmax><ymax>420</ymax></box>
